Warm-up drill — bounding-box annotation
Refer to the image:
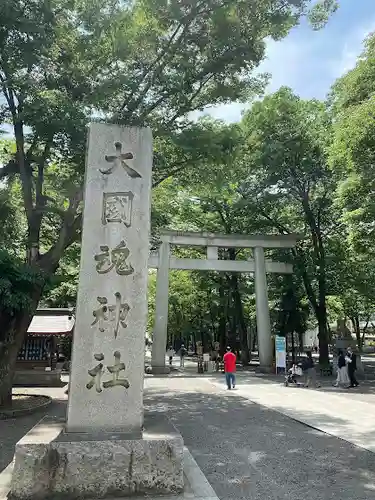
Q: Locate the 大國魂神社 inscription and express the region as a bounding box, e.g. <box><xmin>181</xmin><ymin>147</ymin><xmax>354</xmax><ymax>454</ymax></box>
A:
<box><xmin>86</xmin><ymin>351</ymin><xmax>129</xmax><ymax>393</ymax></box>
<box><xmin>103</xmin><ymin>351</ymin><xmax>129</xmax><ymax>389</ymax></box>
<box><xmin>91</xmin><ymin>293</ymin><xmax>130</xmax><ymax>339</ymax></box>
<box><xmin>100</xmin><ymin>141</ymin><xmax>141</xmax><ymax>178</ymax></box>
<box><xmin>102</xmin><ymin>192</ymin><xmax>133</xmax><ymax>227</ymax></box>
<box><xmin>94</xmin><ymin>240</ymin><xmax>134</xmax><ymax>276</ymax></box>
<box><xmin>86</xmin><ymin>353</ymin><xmax>105</xmax><ymax>393</ymax></box>
<box><xmin>66</xmin><ymin>125</ymin><xmax>152</xmax><ymax>434</ymax></box>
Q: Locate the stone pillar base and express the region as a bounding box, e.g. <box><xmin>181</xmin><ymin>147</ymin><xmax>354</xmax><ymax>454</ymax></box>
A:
<box><xmin>10</xmin><ymin>413</ymin><xmax>183</xmax><ymax>500</ymax></box>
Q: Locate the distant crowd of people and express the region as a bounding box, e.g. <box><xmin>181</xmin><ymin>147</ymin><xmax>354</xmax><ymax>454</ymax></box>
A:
<box><xmin>165</xmin><ymin>342</ymin><xmax>360</xmax><ymax>391</ymax></box>
<box><xmin>166</xmin><ymin>343</ymin><xmax>237</xmax><ymax>389</ymax></box>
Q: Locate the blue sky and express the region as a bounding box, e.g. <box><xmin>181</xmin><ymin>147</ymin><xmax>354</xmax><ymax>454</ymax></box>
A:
<box><xmin>204</xmin><ymin>0</ymin><xmax>375</xmax><ymax>122</ymax></box>
<box><xmin>2</xmin><ymin>1</ymin><xmax>374</xmax><ymax>132</ymax></box>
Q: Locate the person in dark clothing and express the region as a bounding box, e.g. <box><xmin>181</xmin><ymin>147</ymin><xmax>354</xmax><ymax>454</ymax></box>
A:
<box><xmin>346</xmin><ymin>346</ymin><xmax>359</xmax><ymax>387</ymax></box>
<box><xmin>302</xmin><ymin>351</ymin><xmax>321</xmax><ymax>388</ymax></box>
<box><xmin>179</xmin><ymin>344</ymin><xmax>187</xmax><ymax>368</ymax></box>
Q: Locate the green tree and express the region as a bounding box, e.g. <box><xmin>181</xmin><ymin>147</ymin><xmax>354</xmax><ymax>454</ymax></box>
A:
<box><xmin>239</xmin><ymin>88</ymin><xmax>338</xmax><ymax>366</ymax></box>
<box><xmin>0</xmin><ymin>251</ymin><xmax>46</xmax><ymax>406</ymax></box>
<box><xmin>333</xmin><ymin>250</ymin><xmax>375</xmax><ymax>349</ymax></box>
<box><xmin>274</xmin><ymin>281</ymin><xmax>309</xmax><ymax>360</ymax></box>
<box><xmin>151</xmin><ymin>130</ymin><xmax>257</xmax><ymax>362</ymax></box>
<box><xmin>329</xmin><ymin>32</ymin><xmax>375</xmax><ymax>254</ymax></box>
<box><xmin>0</xmin><ymin>0</ymin><xmax>336</xmax><ymax>405</ymax></box>
<box><xmin>328</xmin><ymin>32</ymin><xmax>375</xmax><ymax>349</ymax></box>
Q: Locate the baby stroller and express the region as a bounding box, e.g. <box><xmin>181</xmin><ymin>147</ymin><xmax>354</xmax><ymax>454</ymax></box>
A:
<box><xmin>284</xmin><ymin>363</ymin><xmax>303</xmax><ymax>387</ymax></box>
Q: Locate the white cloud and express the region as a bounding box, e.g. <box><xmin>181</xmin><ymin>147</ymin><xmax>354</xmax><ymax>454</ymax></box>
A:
<box><xmin>190</xmin><ymin>34</ymin><xmax>311</xmax><ymax>123</ymax></box>
<box><xmin>332</xmin><ymin>21</ymin><xmax>375</xmax><ymax>77</ymax></box>
<box><xmin>256</xmin><ymin>36</ymin><xmax>308</xmax><ymax>94</ymax></box>
<box><xmin>195</xmin><ymin>8</ymin><xmax>375</xmax><ymax>124</ymax></box>
<box><xmin>200</xmin><ymin>102</ymin><xmax>249</xmax><ymax>122</ymax></box>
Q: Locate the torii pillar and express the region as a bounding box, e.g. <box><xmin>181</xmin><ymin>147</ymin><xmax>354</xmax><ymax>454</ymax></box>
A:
<box><xmin>254</xmin><ymin>247</ymin><xmax>273</xmax><ymax>371</ymax></box>
<box><xmin>151</xmin><ymin>239</ymin><xmax>171</xmax><ymax>373</ymax></box>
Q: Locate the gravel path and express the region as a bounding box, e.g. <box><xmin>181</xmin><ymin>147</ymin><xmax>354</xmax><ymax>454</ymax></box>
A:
<box><xmin>145</xmin><ymin>377</ymin><xmax>375</xmax><ymax>500</ymax></box>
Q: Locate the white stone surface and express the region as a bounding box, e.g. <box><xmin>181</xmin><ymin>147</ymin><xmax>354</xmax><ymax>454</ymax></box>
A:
<box><xmin>158</xmin><ymin>230</ymin><xmax>299</xmax><ymax>248</ymax></box>
<box><xmin>151</xmin><ymin>241</ymin><xmax>170</xmax><ymax>371</ymax></box>
<box><xmin>10</xmin><ymin>414</ymin><xmax>183</xmax><ymax>500</ymax></box>
<box><xmin>67</xmin><ymin>124</ymin><xmax>152</xmax><ymax>432</ymax></box>
<box><xmin>148</xmin><ymin>255</ymin><xmax>293</xmax><ymax>273</ymax></box>
<box><xmin>254</xmin><ymin>247</ymin><xmax>273</xmax><ymax>370</ymax></box>
<box><xmin>1</xmin><ymin>449</ymin><xmax>218</xmax><ymax>500</ymax></box>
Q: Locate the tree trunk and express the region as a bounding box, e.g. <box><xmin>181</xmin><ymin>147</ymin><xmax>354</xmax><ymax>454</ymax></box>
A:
<box><xmin>226</xmin><ymin>286</ymin><xmax>237</xmax><ymax>349</ymax></box>
<box><xmin>247</xmin><ymin>320</ymin><xmax>254</xmax><ymax>362</ymax></box>
<box><xmin>232</xmin><ymin>278</ymin><xmax>249</xmax><ymax>366</ymax></box>
<box><xmin>298</xmin><ymin>331</ymin><xmax>304</xmax><ymax>351</ymax></box>
<box><xmin>228</xmin><ymin>249</ymin><xmax>249</xmax><ymax>365</ymax></box>
<box><xmin>300</xmin><ymin>195</ymin><xmax>329</xmax><ymax>366</ymax></box>
<box><xmin>317</xmin><ymin>306</ymin><xmax>329</xmax><ymax>366</ymax></box>
<box><xmin>291</xmin><ymin>330</ymin><xmax>296</xmax><ymax>364</ymax></box>
<box><xmin>361</xmin><ymin>317</ymin><xmax>370</xmax><ymax>349</ymax></box>
<box><xmin>0</xmin><ymin>336</ymin><xmax>20</xmax><ymax>407</ymax></box>
<box><xmin>0</xmin><ymin>286</ymin><xmax>42</xmax><ymax>407</ymax></box>
<box><xmin>218</xmin><ymin>278</ymin><xmax>227</xmax><ymax>356</ymax></box>
<box><xmin>351</xmin><ymin>316</ymin><xmax>362</xmax><ymax>351</ymax></box>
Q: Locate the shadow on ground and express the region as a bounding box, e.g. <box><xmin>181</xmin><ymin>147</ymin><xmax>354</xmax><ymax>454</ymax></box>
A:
<box><xmin>0</xmin><ymin>399</ymin><xmax>66</xmax><ymax>474</ymax></box>
<box><xmin>144</xmin><ymin>386</ymin><xmax>375</xmax><ymax>500</ymax></box>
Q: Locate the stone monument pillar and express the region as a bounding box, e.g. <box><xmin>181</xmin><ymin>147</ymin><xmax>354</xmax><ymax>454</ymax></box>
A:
<box><xmin>254</xmin><ymin>246</ymin><xmax>273</xmax><ymax>371</ymax></box>
<box><xmin>66</xmin><ymin>124</ymin><xmax>151</xmax><ymax>432</ymax></box>
<box><xmin>10</xmin><ymin>124</ymin><xmax>183</xmax><ymax>500</ymax></box>
<box><xmin>151</xmin><ymin>239</ymin><xmax>170</xmax><ymax>373</ymax></box>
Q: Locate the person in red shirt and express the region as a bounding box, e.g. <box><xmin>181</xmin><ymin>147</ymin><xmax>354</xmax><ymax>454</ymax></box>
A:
<box><xmin>223</xmin><ymin>346</ymin><xmax>236</xmax><ymax>390</ymax></box>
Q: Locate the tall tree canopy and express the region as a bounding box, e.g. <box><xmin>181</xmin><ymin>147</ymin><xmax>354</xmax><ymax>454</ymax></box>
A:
<box><xmin>329</xmin><ymin>32</ymin><xmax>375</xmax><ymax>254</ymax></box>
<box><xmin>239</xmin><ymin>88</ymin><xmax>338</xmax><ymax>365</ymax></box>
<box><xmin>0</xmin><ymin>0</ymin><xmax>336</xmax><ymax>405</ymax></box>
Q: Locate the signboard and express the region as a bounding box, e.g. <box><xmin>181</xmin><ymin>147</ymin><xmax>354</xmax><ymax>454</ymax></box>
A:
<box><xmin>275</xmin><ymin>335</ymin><xmax>286</xmax><ymax>371</ymax></box>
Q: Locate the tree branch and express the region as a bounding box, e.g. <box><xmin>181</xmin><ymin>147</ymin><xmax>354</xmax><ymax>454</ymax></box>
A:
<box><xmin>138</xmin><ymin>93</ymin><xmax>170</xmax><ymax>123</ymax></box>
<box><xmin>35</xmin><ymin>141</ymin><xmax>52</xmax><ymax>206</ymax></box>
<box><xmin>213</xmin><ymin>201</ymin><xmax>231</xmax><ymax>233</ymax></box>
<box><xmin>255</xmin><ymin>203</ymin><xmax>291</xmax><ymax>234</ymax></box>
<box><xmin>13</xmin><ymin>114</ymin><xmax>33</xmax><ymax>224</ymax></box>
<box><xmin>166</xmin><ymin>74</ymin><xmax>215</xmax><ymax>127</ymax></box>
<box><xmin>152</xmin><ymin>150</ymin><xmax>210</xmax><ymax>187</ymax></box>
<box><xmin>38</xmin><ymin>188</ymin><xmax>83</xmax><ymax>271</ymax></box>
<box><xmin>121</xmin><ymin>22</ymin><xmax>186</xmax><ymax>115</ymax></box>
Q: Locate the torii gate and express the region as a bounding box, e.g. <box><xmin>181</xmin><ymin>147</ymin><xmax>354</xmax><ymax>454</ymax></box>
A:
<box><xmin>149</xmin><ymin>230</ymin><xmax>299</xmax><ymax>373</ymax></box>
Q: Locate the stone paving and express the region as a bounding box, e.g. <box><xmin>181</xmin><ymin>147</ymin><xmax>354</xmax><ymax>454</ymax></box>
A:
<box><xmin>0</xmin><ymin>385</ymin><xmax>67</xmax><ymax>475</ymax></box>
<box><xmin>2</xmin><ymin>376</ymin><xmax>375</xmax><ymax>499</ymax></box>
<box><xmin>207</xmin><ymin>371</ymin><xmax>375</xmax><ymax>453</ymax></box>
<box><xmin>145</xmin><ymin>376</ymin><xmax>375</xmax><ymax>500</ymax></box>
